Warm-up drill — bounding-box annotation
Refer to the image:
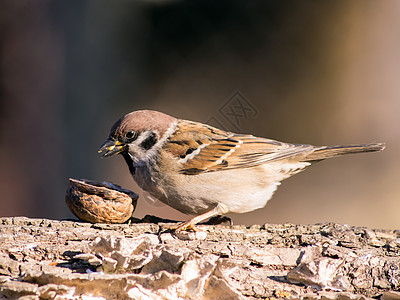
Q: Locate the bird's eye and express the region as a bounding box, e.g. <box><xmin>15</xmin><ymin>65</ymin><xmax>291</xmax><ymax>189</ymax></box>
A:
<box><xmin>125</xmin><ymin>130</ymin><xmax>136</xmax><ymax>140</ymax></box>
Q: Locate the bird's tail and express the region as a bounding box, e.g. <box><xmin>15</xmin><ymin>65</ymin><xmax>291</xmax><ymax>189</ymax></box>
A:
<box><xmin>305</xmin><ymin>143</ymin><xmax>385</xmax><ymax>162</ymax></box>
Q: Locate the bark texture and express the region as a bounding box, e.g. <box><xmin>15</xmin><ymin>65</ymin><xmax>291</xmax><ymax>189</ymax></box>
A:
<box><xmin>0</xmin><ymin>216</ymin><xmax>400</xmax><ymax>299</ymax></box>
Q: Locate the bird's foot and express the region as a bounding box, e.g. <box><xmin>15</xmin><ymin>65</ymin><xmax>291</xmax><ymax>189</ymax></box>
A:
<box><xmin>167</xmin><ymin>220</ymin><xmax>198</xmax><ymax>232</ymax></box>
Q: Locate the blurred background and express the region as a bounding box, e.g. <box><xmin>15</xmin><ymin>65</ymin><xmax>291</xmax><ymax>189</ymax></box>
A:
<box><xmin>1</xmin><ymin>0</ymin><xmax>399</xmax><ymax>229</ymax></box>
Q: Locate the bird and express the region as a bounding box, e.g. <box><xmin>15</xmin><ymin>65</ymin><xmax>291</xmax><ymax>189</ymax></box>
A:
<box><xmin>98</xmin><ymin>110</ymin><xmax>385</xmax><ymax>230</ymax></box>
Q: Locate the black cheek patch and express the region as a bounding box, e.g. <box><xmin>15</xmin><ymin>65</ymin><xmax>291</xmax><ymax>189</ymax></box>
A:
<box><xmin>140</xmin><ymin>132</ymin><xmax>158</xmax><ymax>150</ymax></box>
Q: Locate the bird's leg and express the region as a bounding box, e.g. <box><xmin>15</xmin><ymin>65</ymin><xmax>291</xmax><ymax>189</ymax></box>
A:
<box><xmin>173</xmin><ymin>203</ymin><xmax>229</xmax><ymax>231</ymax></box>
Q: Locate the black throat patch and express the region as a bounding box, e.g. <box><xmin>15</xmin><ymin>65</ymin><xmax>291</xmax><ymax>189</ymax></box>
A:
<box><xmin>122</xmin><ymin>151</ymin><xmax>136</xmax><ymax>175</ymax></box>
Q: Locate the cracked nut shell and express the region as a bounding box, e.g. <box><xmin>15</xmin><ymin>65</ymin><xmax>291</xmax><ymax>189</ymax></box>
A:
<box><xmin>66</xmin><ymin>178</ymin><xmax>138</xmax><ymax>224</ymax></box>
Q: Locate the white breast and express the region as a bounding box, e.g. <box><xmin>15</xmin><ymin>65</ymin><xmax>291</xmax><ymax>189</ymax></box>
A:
<box><xmin>132</xmin><ymin>160</ymin><xmax>311</xmax><ymax>216</ymax></box>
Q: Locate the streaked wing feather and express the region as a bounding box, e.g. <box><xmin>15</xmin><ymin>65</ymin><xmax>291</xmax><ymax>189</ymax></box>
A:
<box><xmin>208</xmin><ymin>134</ymin><xmax>315</xmax><ymax>171</ymax></box>
<box><xmin>164</xmin><ymin>120</ymin><xmax>316</xmax><ymax>175</ymax></box>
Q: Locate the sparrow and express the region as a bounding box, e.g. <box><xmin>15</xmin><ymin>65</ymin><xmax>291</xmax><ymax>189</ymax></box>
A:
<box><xmin>98</xmin><ymin>110</ymin><xmax>385</xmax><ymax>230</ymax></box>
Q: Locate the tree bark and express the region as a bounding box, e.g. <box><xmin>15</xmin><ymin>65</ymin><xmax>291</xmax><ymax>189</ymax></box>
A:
<box><xmin>0</xmin><ymin>216</ymin><xmax>399</xmax><ymax>299</ymax></box>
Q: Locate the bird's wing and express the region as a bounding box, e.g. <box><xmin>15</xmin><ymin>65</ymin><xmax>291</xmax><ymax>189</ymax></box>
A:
<box><xmin>164</xmin><ymin>121</ymin><xmax>316</xmax><ymax>175</ymax></box>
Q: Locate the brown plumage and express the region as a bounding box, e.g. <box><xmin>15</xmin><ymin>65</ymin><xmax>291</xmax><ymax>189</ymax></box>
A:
<box><xmin>99</xmin><ymin>110</ymin><xmax>385</xmax><ymax>231</ymax></box>
<box><xmin>164</xmin><ymin>120</ymin><xmax>384</xmax><ymax>175</ymax></box>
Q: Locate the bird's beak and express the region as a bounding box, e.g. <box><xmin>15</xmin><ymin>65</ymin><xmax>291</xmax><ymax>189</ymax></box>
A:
<box><xmin>98</xmin><ymin>138</ymin><xmax>125</xmax><ymax>158</ymax></box>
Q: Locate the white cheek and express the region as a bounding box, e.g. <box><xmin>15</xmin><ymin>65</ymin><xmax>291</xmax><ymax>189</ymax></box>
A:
<box><xmin>127</xmin><ymin>131</ymin><xmax>155</xmax><ymax>158</ymax></box>
<box><xmin>127</xmin><ymin>143</ymin><xmax>146</xmax><ymax>162</ymax></box>
<box><xmin>126</xmin><ymin>120</ymin><xmax>178</xmax><ymax>165</ymax></box>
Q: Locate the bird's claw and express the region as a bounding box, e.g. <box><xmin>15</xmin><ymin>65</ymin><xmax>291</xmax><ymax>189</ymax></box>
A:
<box><xmin>167</xmin><ymin>221</ymin><xmax>198</xmax><ymax>232</ymax></box>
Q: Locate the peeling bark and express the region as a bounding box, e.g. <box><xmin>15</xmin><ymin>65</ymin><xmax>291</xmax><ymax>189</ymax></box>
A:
<box><xmin>0</xmin><ymin>216</ymin><xmax>400</xmax><ymax>299</ymax></box>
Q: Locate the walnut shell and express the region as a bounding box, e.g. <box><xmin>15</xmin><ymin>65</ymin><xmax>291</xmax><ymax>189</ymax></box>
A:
<box><xmin>66</xmin><ymin>178</ymin><xmax>138</xmax><ymax>224</ymax></box>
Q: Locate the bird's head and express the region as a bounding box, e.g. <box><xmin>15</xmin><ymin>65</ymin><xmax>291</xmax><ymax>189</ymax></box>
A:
<box><xmin>98</xmin><ymin>110</ymin><xmax>177</xmax><ymax>164</ymax></box>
